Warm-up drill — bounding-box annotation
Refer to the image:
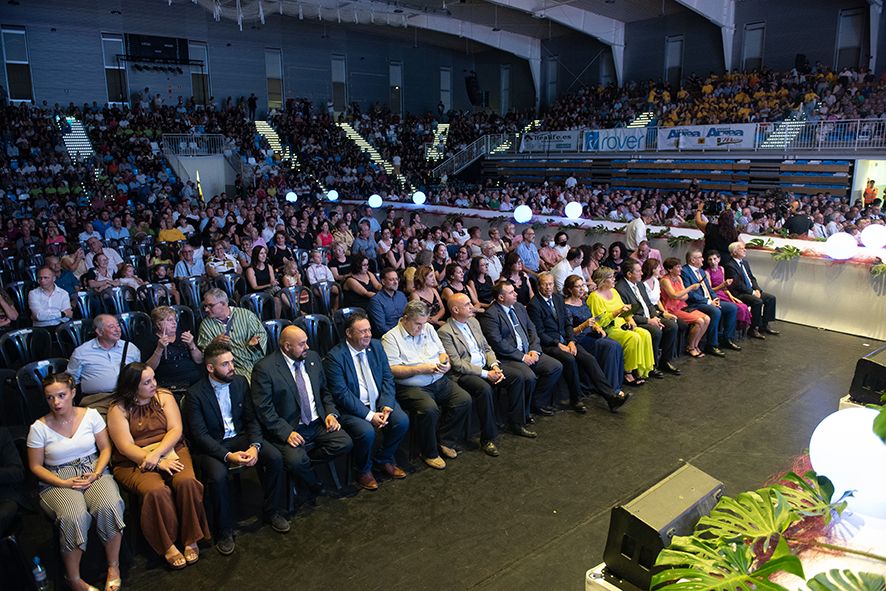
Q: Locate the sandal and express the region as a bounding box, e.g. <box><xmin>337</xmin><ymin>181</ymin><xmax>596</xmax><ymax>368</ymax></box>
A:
<box><xmin>65</xmin><ymin>576</ymin><xmax>100</xmax><ymax>591</ymax></box>
<box><xmin>105</xmin><ymin>561</ymin><xmax>122</xmax><ymax>591</ymax></box>
<box><xmin>687</xmin><ymin>348</ymin><xmax>705</xmax><ymax>358</ymax></box>
<box><xmin>184</xmin><ymin>545</ymin><xmax>200</xmax><ymax>565</ymax></box>
<box><xmin>164</xmin><ymin>548</ymin><xmax>187</xmax><ymax>570</ymax></box>
<box><xmin>623</xmin><ymin>373</ymin><xmax>636</xmax><ymax>385</ymax></box>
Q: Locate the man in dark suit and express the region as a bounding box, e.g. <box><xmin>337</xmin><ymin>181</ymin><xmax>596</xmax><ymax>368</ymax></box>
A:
<box><xmin>528</xmin><ymin>272</ymin><xmax>629</xmax><ymax>413</ymax></box>
<box><xmin>479</xmin><ymin>280</ymin><xmax>563</xmax><ymax>417</ymax></box>
<box><xmin>681</xmin><ymin>249</ymin><xmax>740</xmax><ymax>357</ymax></box>
<box><xmin>616</xmin><ymin>261</ymin><xmax>680</xmax><ymax>376</ymax></box>
<box><xmin>725</xmin><ymin>241</ymin><xmax>779</xmax><ymax>339</ymax></box>
<box><xmin>324</xmin><ymin>312</ymin><xmax>408</xmax><ymax>491</ymax></box>
<box><xmin>251</xmin><ymin>325</ymin><xmax>353</xmax><ymax>496</ymax></box>
<box><xmin>186</xmin><ymin>341</ymin><xmax>288</xmax><ymax>555</ymax></box>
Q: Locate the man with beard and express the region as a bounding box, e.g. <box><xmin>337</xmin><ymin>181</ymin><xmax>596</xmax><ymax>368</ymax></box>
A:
<box><xmin>186</xmin><ymin>342</ymin><xmax>288</xmax><ymax>556</ymax></box>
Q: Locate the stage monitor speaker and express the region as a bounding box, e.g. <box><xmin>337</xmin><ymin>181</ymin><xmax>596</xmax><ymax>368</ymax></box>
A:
<box><xmin>849</xmin><ymin>344</ymin><xmax>886</xmax><ymax>405</ymax></box>
<box><xmin>603</xmin><ymin>463</ymin><xmax>724</xmax><ymax>591</ymax></box>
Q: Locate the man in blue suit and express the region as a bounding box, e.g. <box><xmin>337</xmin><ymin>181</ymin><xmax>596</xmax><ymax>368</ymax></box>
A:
<box><xmin>680</xmin><ymin>249</ymin><xmax>741</xmax><ymax>357</ymax></box>
<box><xmin>325</xmin><ymin>312</ymin><xmax>409</xmax><ymax>491</ymax></box>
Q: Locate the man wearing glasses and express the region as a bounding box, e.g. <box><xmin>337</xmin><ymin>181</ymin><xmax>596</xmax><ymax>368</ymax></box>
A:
<box><xmin>174</xmin><ymin>245</ymin><xmax>206</xmax><ymax>279</ymax></box>
<box><xmin>197</xmin><ymin>288</ymin><xmax>267</xmax><ymax>381</ymax></box>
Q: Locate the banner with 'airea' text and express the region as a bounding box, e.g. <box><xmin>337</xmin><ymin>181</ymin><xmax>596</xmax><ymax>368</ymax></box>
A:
<box><xmin>657</xmin><ymin>124</ymin><xmax>757</xmax><ymax>150</ymax></box>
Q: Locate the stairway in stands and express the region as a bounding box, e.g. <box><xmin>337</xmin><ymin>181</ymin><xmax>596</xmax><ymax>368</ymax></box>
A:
<box><xmin>336</xmin><ymin>122</ymin><xmax>415</xmax><ymax>192</ymax></box>
<box><xmin>758</xmin><ymin>113</ymin><xmax>807</xmax><ymax>150</ymax></box>
<box><xmin>426</xmin><ymin>123</ymin><xmax>450</xmax><ymax>162</ymax></box>
<box><xmin>627</xmin><ymin>111</ymin><xmax>656</xmax><ymax>128</ymax></box>
<box><xmin>58</xmin><ymin>116</ymin><xmax>101</xmax><ymax>200</ymax></box>
<box><xmin>489</xmin><ymin>119</ymin><xmax>543</xmax><ymax>154</ymax></box>
<box><xmin>255</xmin><ymin>120</ymin><xmax>326</xmax><ymax>192</ymax></box>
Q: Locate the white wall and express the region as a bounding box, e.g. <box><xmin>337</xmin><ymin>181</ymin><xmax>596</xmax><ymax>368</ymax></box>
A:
<box><xmin>175</xmin><ymin>155</ymin><xmax>227</xmax><ymax>200</ymax></box>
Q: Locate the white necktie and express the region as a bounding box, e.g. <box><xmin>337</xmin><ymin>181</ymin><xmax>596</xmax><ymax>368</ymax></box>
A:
<box><xmin>357</xmin><ymin>351</ymin><xmax>379</xmax><ymax>411</ymax></box>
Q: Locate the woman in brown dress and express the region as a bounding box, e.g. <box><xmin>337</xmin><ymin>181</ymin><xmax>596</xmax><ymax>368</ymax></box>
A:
<box><xmin>107</xmin><ymin>363</ymin><xmax>210</xmax><ymax>569</ymax></box>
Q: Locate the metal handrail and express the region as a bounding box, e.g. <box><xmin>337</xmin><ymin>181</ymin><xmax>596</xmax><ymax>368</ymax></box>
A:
<box><xmin>161</xmin><ymin>133</ymin><xmax>226</xmax><ymax>156</ymax></box>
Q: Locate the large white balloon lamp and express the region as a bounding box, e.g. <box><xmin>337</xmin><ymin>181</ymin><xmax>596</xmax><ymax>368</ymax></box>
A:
<box><xmin>809</xmin><ymin>407</ymin><xmax>886</xmax><ymax>518</ymax></box>
<box><xmin>860</xmin><ymin>224</ymin><xmax>886</xmax><ymax>250</ymax></box>
<box><xmin>412</xmin><ymin>191</ymin><xmax>426</xmax><ymax>205</ymax></box>
<box><xmin>513</xmin><ymin>205</ymin><xmax>533</xmax><ymax>224</ymax></box>
<box><xmin>368</xmin><ymin>194</ymin><xmax>383</xmax><ymax>208</ymax></box>
<box><xmin>285</xmin><ymin>191</ymin><xmax>298</xmax><ymax>203</ymax></box>
<box><xmin>824</xmin><ymin>232</ymin><xmax>857</xmax><ymax>260</ymax></box>
<box><xmin>326</xmin><ymin>189</ymin><xmax>339</xmax><ymax>202</ymax></box>
<box><xmin>564</xmin><ymin>201</ymin><xmax>583</xmax><ymax>219</ymax></box>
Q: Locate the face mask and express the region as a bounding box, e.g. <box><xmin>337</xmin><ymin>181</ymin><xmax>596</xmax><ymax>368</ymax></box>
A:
<box><xmin>548</xmin><ymin>241</ymin><xmax>555</xmax><ymax>248</ymax></box>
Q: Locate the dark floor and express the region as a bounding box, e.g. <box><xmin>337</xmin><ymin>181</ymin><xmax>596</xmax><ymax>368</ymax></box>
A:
<box><xmin>16</xmin><ymin>323</ymin><xmax>880</xmax><ymax>591</ymax></box>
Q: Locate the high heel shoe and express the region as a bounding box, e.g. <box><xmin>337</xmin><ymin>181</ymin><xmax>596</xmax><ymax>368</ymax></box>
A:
<box><xmin>606</xmin><ymin>391</ymin><xmax>631</xmax><ymax>413</ymax></box>
<box><xmin>105</xmin><ymin>561</ymin><xmax>122</xmax><ymax>591</ymax></box>
<box><xmin>65</xmin><ymin>575</ymin><xmax>100</xmax><ymax>591</ymax></box>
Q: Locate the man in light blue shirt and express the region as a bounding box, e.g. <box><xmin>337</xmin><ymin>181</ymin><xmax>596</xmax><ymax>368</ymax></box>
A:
<box><xmin>174</xmin><ymin>245</ymin><xmax>206</xmax><ymax>279</ymax></box>
<box><xmin>514</xmin><ymin>227</ymin><xmax>540</xmax><ymax>274</ymax></box>
<box><xmin>104</xmin><ymin>215</ymin><xmax>130</xmax><ymax>241</ymax></box>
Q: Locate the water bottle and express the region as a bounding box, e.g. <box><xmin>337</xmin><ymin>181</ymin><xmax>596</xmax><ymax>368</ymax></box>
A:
<box><xmin>32</xmin><ymin>556</ymin><xmax>50</xmax><ymax>591</ymax></box>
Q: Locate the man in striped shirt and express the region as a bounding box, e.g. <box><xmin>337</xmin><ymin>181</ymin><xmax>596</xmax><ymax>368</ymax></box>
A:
<box><xmin>197</xmin><ymin>288</ymin><xmax>267</xmax><ymax>381</ymax></box>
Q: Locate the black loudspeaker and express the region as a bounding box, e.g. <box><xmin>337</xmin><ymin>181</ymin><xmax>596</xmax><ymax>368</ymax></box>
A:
<box><xmin>849</xmin><ymin>345</ymin><xmax>886</xmax><ymax>405</ymax></box>
<box><xmin>603</xmin><ymin>464</ymin><xmax>724</xmax><ymax>591</ymax></box>
<box><xmin>465</xmin><ymin>74</ymin><xmax>481</xmax><ymax>106</ymax></box>
<box><xmin>795</xmin><ymin>53</ymin><xmax>810</xmax><ymax>73</ymax></box>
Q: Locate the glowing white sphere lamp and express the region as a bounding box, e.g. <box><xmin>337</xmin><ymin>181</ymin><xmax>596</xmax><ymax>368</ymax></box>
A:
<box><xmin>326</xmin><ymin>189</ymin><xmax>339</xmax><ymax>202</ymax></box>
<box><xmin>285</xmin><ymin>191</ymin><xmax>298</xmax><ymax>203</ymax></box>
<box><xmin>860</xmin><ymin>224</ymin><xmax>886</xmax><ymax>250</ymax></box>
<box><xmin>412</xmin><ymin>191</ymin><xmax>426</xmax><ymax>205</ymax></box>
<box><xmin>809</xmin><ymin>407</ymin><xmax>886</xmax><ymax>518</ymax></box>
<box><xmin>513</xmin><ymin>205</ymin><xmax>533</xmax><ymax>224</ymax></box>
<box><xmin>368</xmin><ymin>194</ymin><xmax>383</xmax><ymax>209</ymax></box>
<box><xmin>564</xmin><ymin>201</ymin><xmax>583</xmax><ymax>220</ymax></box>
<box><xmin>824</xmin><ymin>232</ymin><xmax>857</xmax><ymax>260</ymax></box>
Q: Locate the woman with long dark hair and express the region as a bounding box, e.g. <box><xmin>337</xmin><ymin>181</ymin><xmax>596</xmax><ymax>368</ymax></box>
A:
<box><xmin>245</xmin><ymin>245</ymin><xmax>284</xmax><ymax>318</ymax></box>
<box><xmin>696</xmin><ymin>205</ymin><xmax>739</xmax><ymax>260</ymax></box>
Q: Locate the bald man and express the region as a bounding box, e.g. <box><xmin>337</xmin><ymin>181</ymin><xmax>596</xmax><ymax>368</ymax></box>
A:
<box><xmin>250</xmin><ymin>326</ymin><xmax>353</xmax><ymax>498</ymax></box>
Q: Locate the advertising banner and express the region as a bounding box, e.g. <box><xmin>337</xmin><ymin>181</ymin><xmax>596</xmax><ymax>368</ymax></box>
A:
<box><xmin>519</xmin><ymin>130</ymin><xmax>581</xmax><ymax>152</ymax></box>
<box><xmin>583</xmin><ymin>128</ymin><xmax>648</xmax><ymax>152</ymax></box>
<box><xmin>657</xmin><ymin>124</ymin><xmax>756</xmax><ymax>150</ymax></box>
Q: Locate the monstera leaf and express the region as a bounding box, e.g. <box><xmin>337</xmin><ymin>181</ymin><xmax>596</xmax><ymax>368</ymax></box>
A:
<box><xmin>776</xmin><ymin>472</ymin><xmax>850</xmax><ymax>523</ymax></box>
<box><xmin>874</xmin><ymin>394</ymin><xmax>886</xmax><ymax>444</ymax></box>
<box><xmin>695</xmin><ymin>488</ymin><xmax>796</xmax><ymax>551</ymax></box>
<box><xmin>807</xmin><ymin>570</ymin><xmax>886</xmax><ymax>591</ymax></box>
<box><xmin>652</xmin><ymin>536</ymin><xmax>804</xmax><ymax>591</ymax></box>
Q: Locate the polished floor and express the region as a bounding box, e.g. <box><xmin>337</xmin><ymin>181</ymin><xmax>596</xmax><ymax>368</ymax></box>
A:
<box><xmin>17</xmin><ymin>323</ymin><xmax>880</xmax><ymax>591</ymax></box>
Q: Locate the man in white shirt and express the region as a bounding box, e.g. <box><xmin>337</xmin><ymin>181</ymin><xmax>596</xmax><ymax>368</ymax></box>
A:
<box><xmin>451</xmin><ymin>220</ymin><xmax>470</xmax><ymax>246</ymax></box>
<box><xmin>551</xmin><ymin>247</ymin><xmax>584</xmax><ymax>293</ymax></box>
<box><xmin>84</xmin><ymin>237</ymin><xmax>124</xmax><ymax>272</ymax></box>
<box><xmin>481</xmin><ymin>241</ymin><xmax>503</xmax><ymax>282</ymax></box>
<box><xmin>625</xmin><ymin>208</ymin><xmax>653</xmax><ymax>252</ymax></box>
<box><xmin>381</xmin><ymin>300</ymin><xmax>471</xmax><ymax>470</ymax></box>
<box><xmin>29</xmin><ymin>266</ymin><xmax>73</xmax><ymax>327</ymax></box>
<box><xmin>174</xmin><ymin>245</ymin><xmax>206</xmax><ymax>279</ymax></box>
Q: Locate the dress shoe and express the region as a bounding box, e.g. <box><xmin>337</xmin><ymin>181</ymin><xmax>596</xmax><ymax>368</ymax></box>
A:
<box><xmin>482</xmin><ymin>441</ymin><xmax>500</xmax><ymax>457</ymax></box>
<box><xmin>439</xmin><ymin>445</ymin><xmax>458</xmax><ymax>459</ymax></box>
<box><xmin>648</xmin><ymin>369</ymin><xmax>665</xmax><ymax>379</ymax></box>
<box><xmin>725</xmin><ymin>340</ymin><xmax>742</xmax><ymax>351</ymax></box>
<box><xmin>356</xmin><ymin>472</ymin><xmax>379</xmax><ymax>491</ymax></box>
<box><xmin>512</xmin><ymin>425</ymin><xmax>538</xmax><ymax>438</ymax></box>
<box><xmin>571</xmin><ymin>401</ymin><xmax>588</xmax><ymax>414</ymax></box>
<box><xmin>606</xmin><ymin>391</ymin><xmax>631</xmax><ymax>413</ymax></box>
<box><xmin>308</xmin><ymin>483</ymin><xmax>328</xmax><ymax>497</ymax></box>
<box><xmin>379</xmin><ymin>463</ymin><xmax>406</xmax><ymax>479</ymax></box>
<box><xmin>748</xmin><ymin>328</ymin><xmax>766</xmax><ymax>340</ymax></box>
<box><xmin>423</xmin><ymin>456</ymin><xmax>446</xmax><ymax>470</ymax></box>
<box><xmin>525</xmin><ymin>416</ymin><xmax>536</xmax><ymax>425</ymax></box>
<box><xmin>661</xmin><ymin>362</ymin><xmax>681</xmax><ymax>375</ymax></box>
<box><xmin>269</xmin><ymin>513</ymin><xmax>291</xmax><ymax>533</ymax></box>
<box><xmin>215</xmin><ymin>533</ymin><xmax>236</xmax><ymax>556</ymax></box>
<box><xmin>763</xmin><ymin>326</ymin><xmax>780</xmax><ymax>335</ymax></box>
<box><xmin>707</xmin><ymin>347</ymin><xmax>726</xmax><ymax>358</ymax></box>
<box><xmin>532</xmin><ymin>406</ymin><xmax>554</xmax><ymax>417</ymax></box>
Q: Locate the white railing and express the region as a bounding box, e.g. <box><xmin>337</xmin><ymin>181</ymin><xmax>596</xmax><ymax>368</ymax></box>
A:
<box><xmin>431</xmin><ymin>133</ymin><xmax>516</xmax><ymax>178</ymax></box>
<box><xmin>162</xmin><ymin>133</ymin><xmax>226</xmax><ymax>156</ymax></box>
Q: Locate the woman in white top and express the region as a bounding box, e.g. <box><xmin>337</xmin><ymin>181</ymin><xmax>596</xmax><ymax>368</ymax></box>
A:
<box><xmin>27</xmin><ymin>373</ymin><xmax>124</xmax><ymax>591</ymax></box>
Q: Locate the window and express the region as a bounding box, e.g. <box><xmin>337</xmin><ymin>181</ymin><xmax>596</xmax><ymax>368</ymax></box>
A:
<box><xmin>265</xmin><ymin>48</ymin><xmax>283</xmax><ymax>110</ymax></box>
<box><xmin>439</xmin><ymin>67</ymin><xmax>451</xmax><ymax>112</ymax></box>
<box><xmin>742</xmin><ymin>22</ymin><xmax>765</xmax><ymax>71</ymax></box>
<box><xmin>835</xmin><ymin>8</ymin><xmax>865</xmax><ymax>69</ymax></box>
<box><xmin>664</xmin><ymin>35</ymin><xmax>684</xmax><ymax>88</ymax></box>
<box><xmin>189</xmin><ymin>41</ymin><xmax>210</xmax><ymax>106</ymax></box>
<box><xmin>389</xmin><ymin>61</ymin><xmax>402</xmax><ymax>115</ymax></box>
<box><xmin>500</xmin><ymin>64</ymin><xmax>510</xmax><ymax>115</ymax></box>
<box><xmin>101</xmin><ymin>34</ymin><xmax>127</xmax><ymax>105</ymax></box>
<box><xmin>2</xmin><ymin>27</ymin><xmax>33</xmax><ymax>102</ymax></box>
<box><xmin>331</xmin><ymin>54</ymin><xmax>347</xmax><ymax>112</ymax></box>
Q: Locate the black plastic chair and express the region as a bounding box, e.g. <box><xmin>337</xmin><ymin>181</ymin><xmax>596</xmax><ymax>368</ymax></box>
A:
<box><xmin>116</xmin><ymin>312</ymin><xmax>153</xmax><ymax>360</ymax></box>
<box><xmin>71</xmin><ymin>290</ymin><xmax>102</xmax><ymax>320</ymax></box>
<box><xmin>16</xmin><ymin>358</ymin><xmax>69</xmax><ymax>426</ymax></box>
<box><xmin>19</xmin><ymin>265</ymin><xmax>38</xmax><ymax>283</ymax></box>
<box><xmin>101</xmin><ymin>285</ymin><xmax>136</xmax><ymax>315</ymax></box>
<box><xmin>293</xmin><ymin>314</ymin><xmax>337</xmax><ymax>356</ymax></box>
<box><xmin>5</xmin><ymin>281</ymin><xmax>33</xmax><ymax>317</ymax></box>
<box><xmin>177</xmin><ymin>277</ymin><xmax>205</xmax><ymax>319</ymax></box>
<box><xmin>332</xmin><ymin>307</ymin><xmax>366</xmax><ymax>341</ymax></box>
<box><xmin>263</xmin><ymin>319</ymin><xmax>292</xmax><ymax>353</ymax></box>
<box><xmin>0</xmin><ymin>368</ymin><xmax>25</xmax><ymax>438</ymax></box>
<box><xmin>170</xmin><ymin>305</ymin><xmax>197</xmax><ymax>335</ymax></box>
<box><xmin>280</xmin><ymin>285</ymin><xmax>310</xmax><ymax>320</ymax></box>
<box><xmin>55</xmin><ymin>319</ymin><xmax>95</xmax><ymax>357</ymax></box>
<box><xmin>240</xmin><ymin>292</ymin><xmax>274</xmax><ymax>321</ymax></box>
<box><xmin>215</xmin><ymin>273</ymin><xmax>245</xmax><ymax>301</ymax></box>
<box><xmin>0</xmin><ymin>327</ymin><xmax>53</xmax><ymax>368</ymax></box>
<box><xmin>136</xmin><ymin>283</ymin><xmax>173</xmax><ymax>312</ymax></box>
<box><xmin>313</xmin><ymin>281</ymin><xmax>333</xmax><ymax>315</ymax></box>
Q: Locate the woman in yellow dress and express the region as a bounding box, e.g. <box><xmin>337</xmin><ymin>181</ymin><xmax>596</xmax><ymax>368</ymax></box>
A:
<box><xmin>587</xmin><ymin>267</ymin><xmax>655</xmax><ymax>385</ymax></box>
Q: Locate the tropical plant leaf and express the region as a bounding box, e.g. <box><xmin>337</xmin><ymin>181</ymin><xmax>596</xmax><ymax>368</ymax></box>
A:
<box><xmin>807</xmin><ymin>570</ymin><xmax>886</xmax><ymax>591</ymax></box>
<box><xmin>776</xmin><ymin>472</ymin><xmax>850</xmax><ymax>523</ymax></box>
<box><xmin>695</xmin><ymin>489</ymin><xmax>796</xmax><ymax>550</ymax></box>
<box><xmin>773</xmin><ymin>245</ymin><xmax>802</xmax><ymax>261</ymax></box>
<box><xmin>747</xmin><ymin>238</ymin><xmax>775</xmax><ymax>249</ymax></box>
<box><xmin>652</xmin><ymin>536</ymin><xmax>804</xmax><ymax>591</ymax></box>
<box><xmin>667</xmin><ymin>235</ymin><xmax>694</xmax><ymax>248</ymax></box>
<box><xmin>870</xmin><ymin>263</ymin><xmax>886</xmax><ymax>278</ymax></box>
